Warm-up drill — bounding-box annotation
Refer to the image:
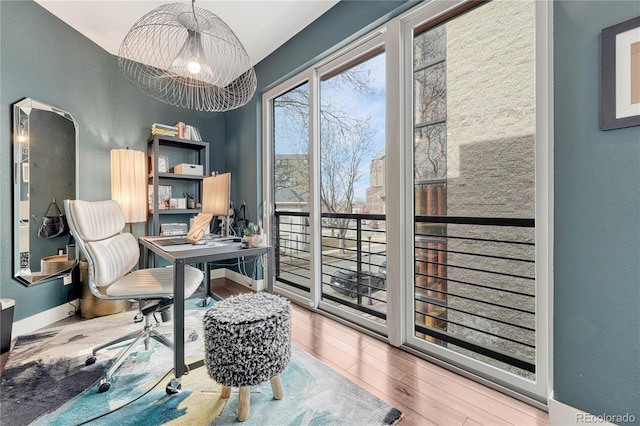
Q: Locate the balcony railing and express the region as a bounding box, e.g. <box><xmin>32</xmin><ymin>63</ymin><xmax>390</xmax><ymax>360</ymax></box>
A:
<box><xmin>414</xmin><ymin>215</ymin><xmax>536</xmax><ymax>375</ymax></box>
<box><xmin>274</xmin><ymin>211</ymin><xmax>535</xmax><ymax>376</ymax></box>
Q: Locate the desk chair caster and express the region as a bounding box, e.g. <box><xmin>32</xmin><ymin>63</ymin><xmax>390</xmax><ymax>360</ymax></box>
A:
<box><xmin>166</xmin><ymin>377</ymin><xmax>182</xmax><ymax>395</ymax></box>
<box><xmin>97</xmin><ymin>378</ymin><xmax>111</xmax><ymax>393</ymax></box>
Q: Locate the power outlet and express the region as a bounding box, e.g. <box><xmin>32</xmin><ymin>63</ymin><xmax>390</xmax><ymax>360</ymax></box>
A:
<box><xmin>63</xmin><ymin>274</ymin><xmax>73</xmax><ymax>285</ymax></box>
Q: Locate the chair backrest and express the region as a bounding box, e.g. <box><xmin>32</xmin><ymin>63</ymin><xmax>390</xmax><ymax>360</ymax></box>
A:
<box><xmin>64</xmin><ymin>199</ymin><xmax>139</xmax><ymax>289</ymax></box>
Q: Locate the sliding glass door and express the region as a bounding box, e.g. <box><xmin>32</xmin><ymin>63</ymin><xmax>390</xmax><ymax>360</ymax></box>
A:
<box><xmin>264</xmin><ymin>0</ymin><xmax>551</xmax><ymax>403</ymax></box>
<box><xmin>403</xmin><ymin>0</ymin><xmax>549</xmax><ymax>400</ymax></box>
<box><xmin>318</xmin><ymin>47</ymin><xmax>388</xmax><ymax>327</ymax></box>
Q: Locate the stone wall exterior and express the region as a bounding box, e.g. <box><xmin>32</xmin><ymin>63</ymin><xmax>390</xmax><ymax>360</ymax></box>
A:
<box><xmin>440</xmin><ymin>0</ymin><xmax>536</xmax><ymax>375</ymax></box>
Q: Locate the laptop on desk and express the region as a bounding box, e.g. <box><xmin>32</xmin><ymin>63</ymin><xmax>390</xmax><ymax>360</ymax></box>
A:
<box><xmin>153</xmin><ymin>236</ymin><xmax>191</xmax><ymax>247</ymax></box>
<box><xmin>152</xmin><ymin>212</ymin><xmax>215</xmax><ymax>247</ymax></box>
<box><xmin>153</xmin><ymin>235</ymin><xmax>240</xmax><ymax>247</ymax></box>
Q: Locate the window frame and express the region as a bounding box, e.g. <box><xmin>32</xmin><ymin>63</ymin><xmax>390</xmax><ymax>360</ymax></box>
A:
<box><xmin>262</xmin><ymin>0</ymin><xmax>553</xmax><ymax>406</ymax></box>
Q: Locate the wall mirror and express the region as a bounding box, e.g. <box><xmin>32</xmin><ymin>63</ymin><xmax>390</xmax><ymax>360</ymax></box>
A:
<box><xmin>13</xmin><ymin>98</ymin><xmax>78</xmax><ymax>286</ymax></box>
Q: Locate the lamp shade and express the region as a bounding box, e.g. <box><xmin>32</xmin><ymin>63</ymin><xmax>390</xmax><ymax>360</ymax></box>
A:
<box><xmin>202</xmin><ymin>172</ymin><xmax>230</xmax><ymax>216</ymax></box>
<box><xmin>111</xmin><ymin>149</ymin><xmax>147</xmax><ymax>223</ymax></box>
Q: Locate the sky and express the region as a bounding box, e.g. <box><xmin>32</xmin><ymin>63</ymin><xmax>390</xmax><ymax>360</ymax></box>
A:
<box><xmin>274</xmin><ymin>52</ymin><xmax>386</xmax><ymax>202</ymax></box>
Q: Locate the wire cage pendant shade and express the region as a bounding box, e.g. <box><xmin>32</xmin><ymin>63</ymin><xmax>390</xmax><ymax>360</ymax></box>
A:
<box><xmin>118</xmin><ymin>1</ymin><xmax>257</xmax><ymax>112</ymax></box>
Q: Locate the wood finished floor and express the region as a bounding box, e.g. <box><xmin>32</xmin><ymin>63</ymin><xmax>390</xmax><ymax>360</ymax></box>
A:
<box><xmin>1</xmin><ymin>279</ymin><xmax>549</xmax><ymax>425</ymax></box>
<box><xmin>211</xmin><ymin>279</ymin><xmax>549</xmax><ymax>426</ymax></box>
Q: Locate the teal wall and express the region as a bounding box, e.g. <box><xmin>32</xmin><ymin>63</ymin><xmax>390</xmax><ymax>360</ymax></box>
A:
<box><xmin>0</xmin><ymin>0</ymin><xmax>224</xmax><ymax>321</ymax></box>
<box><xmin>553</xmin><ymin>1</ymin><xmax>640</xmax><ymax>418</ymax></box>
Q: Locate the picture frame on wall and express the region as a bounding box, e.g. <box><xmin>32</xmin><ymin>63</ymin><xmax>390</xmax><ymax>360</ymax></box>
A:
<box><xmin>601</xmin><ymin>16</ymin><xmax>640</xmax><ymax>130</ymax></box>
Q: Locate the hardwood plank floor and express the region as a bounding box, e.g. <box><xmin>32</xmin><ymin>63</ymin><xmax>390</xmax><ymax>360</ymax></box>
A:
<box><xmin>2</xmin><ymin>278</ymin><xmax>549</xmax><ymax>425</ymax></box>
<box><xmin>211</xmin><ymin>279</ymin><xmax>549</xmax><ymax>426</ymax></box>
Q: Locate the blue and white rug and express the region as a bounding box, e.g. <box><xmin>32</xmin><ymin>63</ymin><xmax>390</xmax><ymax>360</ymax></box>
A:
<box><xmin>1</xmin><ymin>298</ymin><xmax>402</xmax><ymax>425</ymax></box>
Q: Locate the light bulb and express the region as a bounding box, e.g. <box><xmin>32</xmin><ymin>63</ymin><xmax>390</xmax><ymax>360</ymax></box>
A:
<box><xmin>187</xmin><ymin>59</ymin><xmax>201</xmax><ymax>74</ymax></box>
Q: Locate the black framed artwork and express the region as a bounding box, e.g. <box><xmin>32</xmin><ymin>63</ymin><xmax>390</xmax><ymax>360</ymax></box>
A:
<box><xmin>601</xmin><ymin>16</ymin><xmax>640</xmax><ymax>131</ymax></box>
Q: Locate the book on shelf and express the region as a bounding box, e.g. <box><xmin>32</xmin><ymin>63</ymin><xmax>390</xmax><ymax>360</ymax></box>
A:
<box><xmin>151</xmin><ymin>122</ymin><xmax>202</xmax><ymax>141</ymax></box>
<box><xmin>152</xmin><ymin>123</ymin><xmax>178</xmax><ymax>137</ymax></box>
<box><xmin>173</xmin><ymin>121</ymin><xmax>203</xmax><ymax>141</ymax></box>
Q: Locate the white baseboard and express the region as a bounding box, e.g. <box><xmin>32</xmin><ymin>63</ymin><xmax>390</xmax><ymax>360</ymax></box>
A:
<box><xmin>210</xmin><ymin>267</ymin><xmax>264</xmax><ymax>292</ymax></box>
<box><xmin>549</xmin><ymin>398</ymin><xmax>619</xmax><ymax>425</ymax></box>
<box><xmin>12</xmin><ymin>300</ymin><xmax>79</xmax><ymax>338</ymax></box>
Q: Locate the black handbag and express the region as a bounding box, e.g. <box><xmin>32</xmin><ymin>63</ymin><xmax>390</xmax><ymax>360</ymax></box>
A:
<box><xmin>38</xmin><ymin>200</ymin><xmax>69</xmax><ymax>239</ymax></box>
<box><xmin>231</xmin><ymin>203</ymin><xmax>249</xmax><ymax>237</ymax></box>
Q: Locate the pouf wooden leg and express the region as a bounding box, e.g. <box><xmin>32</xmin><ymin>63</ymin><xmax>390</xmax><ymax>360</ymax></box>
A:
<box><xmin>221</xmin><ymin>385</ymin><xmax>232</xmax><ymax>398</ymax></box>
<box><xmin>238</xmin><ymin>386</ymin><xmax>251</xmax><ymax>421</ymax></box>
<box><xmin>270</xmin><ymin>375</ymin><xmax>283</xmax><ymax>400</ymax></box>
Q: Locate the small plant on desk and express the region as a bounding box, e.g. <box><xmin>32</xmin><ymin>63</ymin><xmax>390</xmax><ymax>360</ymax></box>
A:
<box><xmin>242</xmin><ymin>222</ymin><xmax>262</xmax><ymax>247</ymax></box>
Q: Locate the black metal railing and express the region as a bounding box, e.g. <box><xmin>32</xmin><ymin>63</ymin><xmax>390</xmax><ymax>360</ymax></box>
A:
<box><xmin>320</xmin><ymin>212</ymin><xmax>387</xmax><ymax>319</ymax></box>
<box><xmin>275</xmin><ymin>211</ymin><xmax>388</xmax><ymax>317</ymax></box>
<box><xmin>414</xmin><ymin>215</ymin><xmax>536</xmax><ymax>374</ymax></box>
<box><xmin>274</xmin><ymin>211</ymin><xmax>536</xmax><ymax>375</ymax></box>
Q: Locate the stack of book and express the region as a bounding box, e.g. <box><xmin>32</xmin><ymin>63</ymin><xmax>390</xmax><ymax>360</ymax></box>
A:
<box><xmin>174</xmin><ymin>121</ymin><xmax>203</xmax><ymax>141</ymax></box>
<box><xmin>151</xmin><ymin>122</ymin><xmax>203</xmax><ymax>141</ymax></box>
<box><xmin>151</xmin><ymin>123</ymin><xmax>179</xmax><ymax>137</ymax></box>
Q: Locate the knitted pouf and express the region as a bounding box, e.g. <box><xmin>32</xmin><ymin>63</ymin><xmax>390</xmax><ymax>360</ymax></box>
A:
<box><xmin>203</xmin><ymin>292</ymin><xmax>292</xmax><ymax>388</ymax></box>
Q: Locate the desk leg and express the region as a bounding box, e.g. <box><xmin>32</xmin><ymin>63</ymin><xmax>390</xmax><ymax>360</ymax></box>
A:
<box><xmin>268</xmin><ymin>246</ymin><xmax>275</xmax><ymax>293</ymax></box>
<box><xmin>139</xmin><ymin>246</ymin><xmax>149</xmax><ymax>270</ymax></box>
<box><xmin>167</xmin><ymin>259</ymin><xmax>187</xmax><ymax>394</ymax></box>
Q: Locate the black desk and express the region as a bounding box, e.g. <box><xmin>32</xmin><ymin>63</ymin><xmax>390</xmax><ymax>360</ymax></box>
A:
<box><xmin>138</xmin><ymin>237</ymin><xmax>274</xmax><ymax>392</ymax></box>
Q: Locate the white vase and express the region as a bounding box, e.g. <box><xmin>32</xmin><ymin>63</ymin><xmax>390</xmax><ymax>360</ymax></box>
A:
<box><xmin>252</xmin><ymin>234</ymin><xmax>263</xmax><ymax>247</ymax></box>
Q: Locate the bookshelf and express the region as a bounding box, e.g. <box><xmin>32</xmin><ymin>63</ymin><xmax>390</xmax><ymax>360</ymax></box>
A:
<box><xmin>147</xmin><ymin>134</ymin><xmax>210</xmax><ymax>236</ymax></box>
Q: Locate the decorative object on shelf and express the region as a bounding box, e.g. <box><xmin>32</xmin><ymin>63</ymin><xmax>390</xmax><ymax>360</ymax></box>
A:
<box><xmin>150</xmin><ymin>153</ymin><xmax>170</xmax><ymax>173</ymax></box>
<box><xmin>185</xmin><ymin>192</ymin><xmax>196</xmax><ymax>209</ymax></box>
<box><xmin>118</xmin><ymin>0</ymin><xmax>257</xmax><ymax>112</ymax></box>
<box><xmin>111</xmin><ymin>149</ymin><xmax>147</xmax><ymax>224</ymax></box>
<box><xmin>158</xmin><ymin>155</ymin><xmax>170</xmax><ymax>173</ymax></box>
<box><xmin>601</xmin><ymin>16</ymin><xmax>640</xmax><ymax>130</ymax></box>
<box><xmin>149</xmin><ymin>185</ymin><xmax>172</xmax><ymax>211</ymax></box>
<box><xmin>172</xmin><ymin>163</ymin><xmax>203</xmax><ymax>176</ymax></box>
<box><xmin>170</xmin><ymin>198</ymin><xmax>187</xmax><ymax>209</ymax></box>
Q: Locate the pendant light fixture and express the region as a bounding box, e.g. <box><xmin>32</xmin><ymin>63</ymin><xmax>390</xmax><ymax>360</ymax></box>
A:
<box><xmin>118</xmin><ymin>0</ymin><xmax>257</xmax><ymax>112</ymax></box>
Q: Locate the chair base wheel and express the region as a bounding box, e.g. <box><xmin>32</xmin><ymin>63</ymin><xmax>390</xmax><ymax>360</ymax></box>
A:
<box><xmin>97</xmin><ymin>379</ymin><xmax>111</xmax><ymax>393</ymax></box>
<box><xmin>86</xmin><ymin>356</ymin><xmax>97</xmax><ymax>366</ymax></box>
<box><xmin>166</xmin><ymin>378</ymin><xmax>181</xmax><ymax>395</ymax></box>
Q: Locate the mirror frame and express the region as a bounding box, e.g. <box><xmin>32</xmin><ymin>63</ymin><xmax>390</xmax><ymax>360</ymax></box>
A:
<box><xmin>12</xmin><ymin>98</ymin><xmax>79</xmax><ymax>286</ymax></box>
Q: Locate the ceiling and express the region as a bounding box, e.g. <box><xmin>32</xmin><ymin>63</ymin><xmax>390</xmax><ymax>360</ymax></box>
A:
<box><xmin>34</xmin><ymin>0</ymin><xmax>339</xmax><ymax>65</ymax></box>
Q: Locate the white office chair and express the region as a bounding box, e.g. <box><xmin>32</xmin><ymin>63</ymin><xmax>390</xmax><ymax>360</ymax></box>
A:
<box><xmin>64</xmin><ymin>199</ymin><xmax>204</xmax><ymax>393</ymax></box>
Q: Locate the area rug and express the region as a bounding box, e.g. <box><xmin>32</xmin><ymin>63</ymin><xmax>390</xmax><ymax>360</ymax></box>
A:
<box><xmin>1</xmin><ymin>299</ymin><xmax>402</xmax><ymax>426</ymax></box>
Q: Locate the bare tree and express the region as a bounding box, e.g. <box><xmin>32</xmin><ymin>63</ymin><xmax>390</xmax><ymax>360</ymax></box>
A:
<box><xmin>273</xmin><ymin>64</ymin><xmax>380</xmax><ymax>231</ymax></box>
<box><xmin>414</xmin><ymin>26</ymin><xmax>447</xmax><ymax>182</ymax></box>
<box><xmin>320</xmin><ymin>118</ymin><xmax>376</xmax><ymax>246</ymax></box>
